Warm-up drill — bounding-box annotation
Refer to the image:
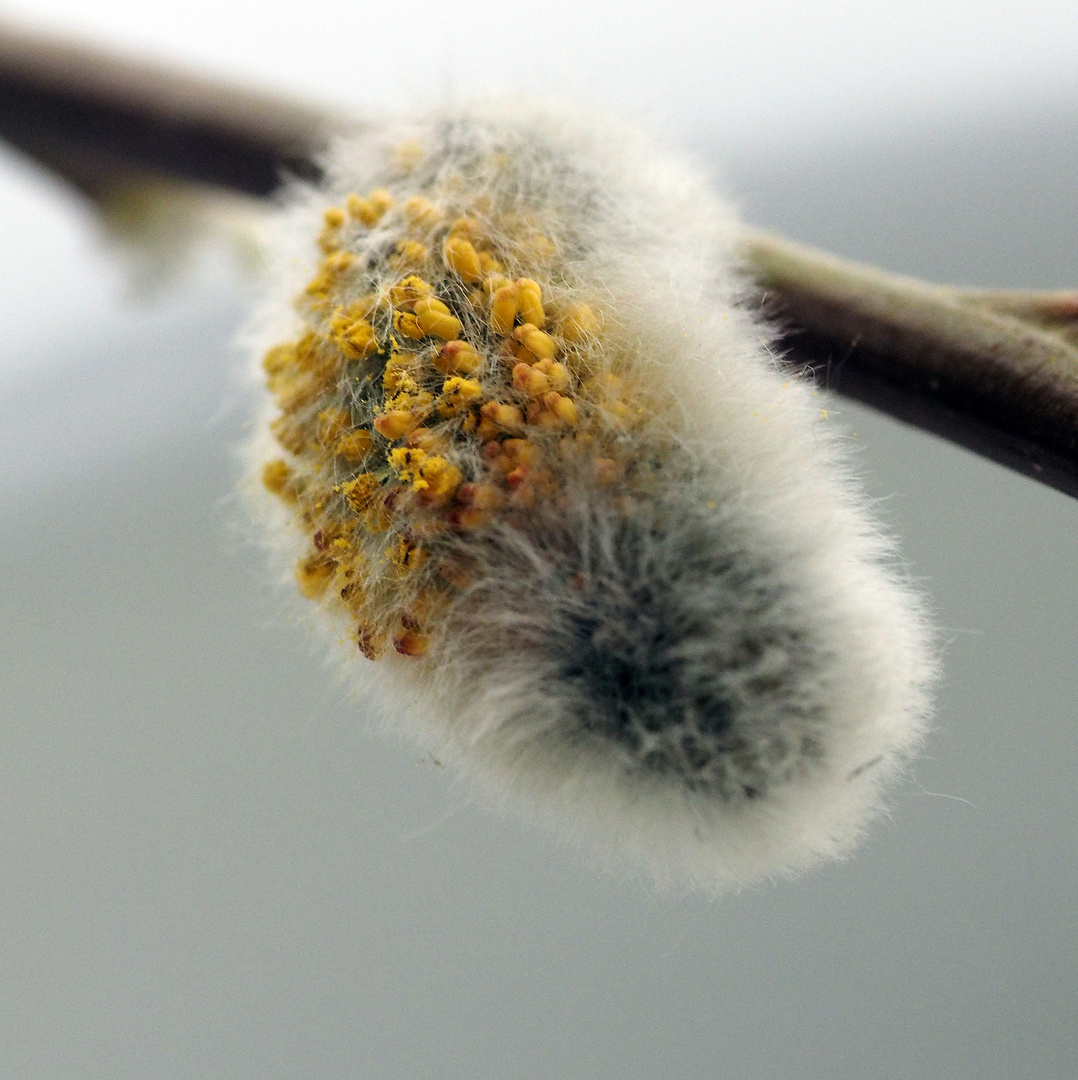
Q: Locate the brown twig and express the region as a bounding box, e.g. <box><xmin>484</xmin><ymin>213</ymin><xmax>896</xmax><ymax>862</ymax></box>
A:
<box><xmin>743</xmin><ymin>232</ymin><xmax>1078</xmax><ymax>498</ymax></box>
<box><xmin>0</xmin><ymin>18</ymin><xmax>335</xmax><ymax>198</ymax></box>
<box><xmin>1</xmin><ymin>17</ymin><xmax>1076</xmax><ymax>498</ymax></box>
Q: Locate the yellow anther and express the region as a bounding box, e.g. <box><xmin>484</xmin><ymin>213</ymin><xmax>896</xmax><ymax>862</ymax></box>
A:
<box><xmin>513</xmin><ymin>323</ymin><xmax>558</xmax><ymax>360</ymax></box>
<box><xmin>483</xmin><ymin>273</ymin><xmax>512</xmax><ymax>297</ymax></box>
<box><xmin>404</xmin><ymin>196</ymin><xmax>442</xmax><ymax>228</ymax></box>
<box><xmin>503</xmin><ymin>438</ymin><xmax>535</xmax><ymax>466</ymax></box>
<box><xmin>479</xmin><ymin>401</ymin><xmax>524</xmax><ymax>430</ymax></box>
<box><xmin>296</xmin><ymin>553</ymin><xmax>337</xmax><ymax>599</ymax></box>
<box><xmin>475</xmin><ymin>416</ymin><xmax>500</xmax><ymax>441</ymax></box>
<box><xmin>448</xmin><ymin>216</ymin><xmax>484</xmax><ymax>242</ymax></box>
<box><xmin>262</xmin><ymin>343</ymin><xmax>294</xmax><ymax>376</ymax></box>
<box><xmin>549</xmin><ymin>393</ymin><xmax>578</xmax><ymax>425</ymax></box>
<box><xmin>345</xmin><ymin>194</ymin><xmax>376</xmax><ymax>226</ymax></box>
<box><xmin>439</xmin><ymin>376</ymin><xmax>483</xmax><ymax>415</ymax></box>
<box><xmin>415</xmin><ymin>297</ymin><xmax>463</xmax><ymax>339</ymax></box>
<box><xmin>317</xmin><ymin>232</ymin><xmax>341</xmax><ymax>256</ymax></box>
<box><xmin>374</xmin><ymin>409</ymin><xmax>418</xmax><ymax>441</ymax></box>
<box><xmin>323</xmin><ymin>206</ymin><xmax>346</xmax><ymax>229</ymax></box>
<box><xmin>336</xmin><ymin>429</ymin><xmax>374</xmax><ymax>461</ymax></box>
<box><xmin>390</xmin><ymin>275</ymin><xmax>433</xmax><ymax>309</ymax></box>
<box><xmin>477</xmin><ymin>251</ymin><xmax>503</xmax><ymax>276</ymax></box>
<box><xmin>273</xmin><ymin>373</ymin><xmax>326</xmax><ymax>413</ymax></box>
<box><xmin>443</xmin><ymin>236</ymin><xmax>483</xmax><ymax>283</ymax></box>
<box><xmin>261</xmin><ymin>459</ymin><xmax>295</xmax><ymax>499</ymax></box>
<box><xmin>403</xmin><ymin>427</ymin><xmax>441</xmax><ymax>453</ymax></box>
<box><xmin>512</xmin><ymin>361</ymin><xmax>551</xmax><ymax>397</ymax></box>
<box><xmin>489</xmin><ymin>283</ymin><xmax>520</xmax><ymax>335</ymax></box>
<box><xmin>270</xmin><ymin>414</ymin><xmax>308</xmax><ymax>455</ymax></box>
<box><xmin>468</xmin><ymin>483</ymin><xmax>505</xmax><ymax>510</ymax></box>
<box><xmin>347</xmin><ymin>188</ymin><xmax>394</xmax><ymax>225</ymax></box>
<box><xmin>382</xmin><ymin>351</ymin><xmax>420</xmax><ymax>393</ymax></box>
<box><xmin>386</xmin><ymin>387</ymin><xmax>432</xmax><ymax>416</ymax></box>
<box><xmin>341</xmin><ymin>473</ymin><xmax>381</xmax><ymax>513</ymax></box>
<box><xmin>434</xmin><ymin>339</ymin><xmax>482</xmax><ymax>375</ymax></box>
<box><xmin>543</xmin><ymin>360</ymin><xmax>570</xmax><ymax>393</ymax></box>
<box><xmin>393</xmin><ymin>630</ymin><xmax>430</xmax><ymax>656</ymax></box>
<box><xmin>304</xmin><ymin>270</ymin><xmax>333</xmax><ymax>297</ymax></box>
<box><xmin>418</xmin><ymin>455</ymin><xmax>463</xmax><ymax>504</ymax></box>
<box><xmin>393</xmin><ymin>310</ymin><xmax>425</xmax><ymax>340</ymax></box>
<box><xmin>329</xmin><ymin>312</ymin><xmax>378</xmax><ymax>359</ymax></box>
<box><xmin>515</xmin><ymin>278</ymin><xmax>545</xmax><ymax>328</ymax></box>
<box><xmin>388</xmin><ymin>446</ymin><xmax>429</xmax><ymax>488</ymax></box>
<box><xmin>559</xmin><ymin>303</ymin><xmax>601</xmax><ymax>342</ymax></box>
<box><xmin>323</xmin><ymin>250</ymin><xmax>357</xmax><ymax>276</ymax></box>
<box><xmin>341</xmin><ymin>293</ymin><xmax>378</xmax><ymax>321</ymax></box>
<box><xmin>391</xmin><ymin>240</ymin><xmax>429</xmax><ymax>269</ymax></box>
<box><xmin>316</xmin><ymin>407</ymin><xmax>352</xmax><ymax>446</ymax></box>
<box><xmin>485</xmin><ymin>436</ymin><xmax>536</xmax><ymax>477</ymax></box>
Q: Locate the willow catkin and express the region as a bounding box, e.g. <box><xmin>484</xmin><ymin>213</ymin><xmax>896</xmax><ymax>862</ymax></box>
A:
<box><xmin>246</xmin><ymin>102</ymin><xmax>936</xmax><ymax>892</ymax></box>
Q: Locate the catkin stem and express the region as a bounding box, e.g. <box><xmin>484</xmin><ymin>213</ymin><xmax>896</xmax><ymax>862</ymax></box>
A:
<box><xmin>1</xmin><ymin>15</ymin><xmax>1076</xmax><ymax>498</ymax></box>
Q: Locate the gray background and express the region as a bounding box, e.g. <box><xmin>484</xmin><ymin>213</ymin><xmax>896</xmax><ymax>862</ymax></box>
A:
<box><xmin>0</xmin><ymin>8</ymin><xmax>1076</xmax><ymax>1077</ymax></box>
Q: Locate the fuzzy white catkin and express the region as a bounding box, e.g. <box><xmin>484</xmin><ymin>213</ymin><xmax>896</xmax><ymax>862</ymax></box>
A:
<box><xmin>246</xmin><ymin>101</ymin><xmax>936</xmax><ymax>893</ymax></box>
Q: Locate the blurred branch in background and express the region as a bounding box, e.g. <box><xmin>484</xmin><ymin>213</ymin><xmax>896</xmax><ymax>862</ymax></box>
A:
<box><xmin>1</xmin><ymin>17</ymin><xmax>1076</xmax><ymax>498</ymax></box>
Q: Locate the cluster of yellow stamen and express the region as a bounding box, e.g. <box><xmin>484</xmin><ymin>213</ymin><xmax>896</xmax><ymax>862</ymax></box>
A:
<box><xmin>260</xmin><ymin>148</ymin><xmax>637</xmax><ymax>660</ymax></box>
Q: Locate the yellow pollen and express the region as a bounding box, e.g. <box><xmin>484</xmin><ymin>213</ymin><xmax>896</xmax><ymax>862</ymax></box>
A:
<box><xmin>329</xmin><ymin>312</ymin><xmax>378</xmax><ymax>359</ymax></box>
<box><xmin>439</xmin><ymin>376</ymin><xmax>483</xmax><ymax>415</ymax></box>
<box><xmin>341</xmin><ymin>473</ymin><xmax>381</xmax><ymax>513</ymax></box>
<box><xmin>389</xmin><ymin>446</ymin><xmax>430</xmax><ymax>488</ymax></box>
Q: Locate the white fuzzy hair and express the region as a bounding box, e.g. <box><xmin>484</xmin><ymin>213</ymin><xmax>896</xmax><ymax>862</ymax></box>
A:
<box><xmin>245</xmin><ymin>100</ymin><xmax>936</xmax><ymax>893</ymax></box>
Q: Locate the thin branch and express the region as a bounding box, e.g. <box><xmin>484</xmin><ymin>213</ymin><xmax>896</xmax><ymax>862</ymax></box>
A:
<box><xmin>743</xmin><ymin>232</ymin><xmax>1078</xmax><ymax>498</ymax></box>
<box><xmin>0</xmin><ymin>18</ymin><xmax>335</xmax><ymax>198</ymax></box>
<box><xmin>1</xmin><ymin>17</ymin><xmax>1075</xmax><ymax>498</ymax></box>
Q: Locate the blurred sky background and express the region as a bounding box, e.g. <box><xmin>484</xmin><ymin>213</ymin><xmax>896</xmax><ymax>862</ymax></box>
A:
<box><xmin>0</xmin><ymin>3</ymin><xmax>1076</xmax><ymax>1079</ymax></box>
